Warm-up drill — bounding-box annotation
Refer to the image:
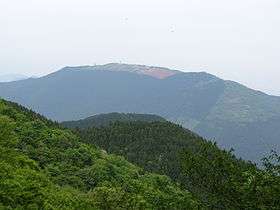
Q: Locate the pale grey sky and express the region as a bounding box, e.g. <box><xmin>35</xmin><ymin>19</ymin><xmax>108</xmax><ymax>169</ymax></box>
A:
<box><xmin>0</xmin><ymin>0</ymin><xmax>279</xmax><ymax>95</ymax></box>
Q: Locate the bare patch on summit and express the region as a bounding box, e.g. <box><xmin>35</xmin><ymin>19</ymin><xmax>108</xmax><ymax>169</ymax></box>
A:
<box><xmin>138</xmin><ymin>67</ymin><xmax>178</xmax><ymax>79</ymax></box>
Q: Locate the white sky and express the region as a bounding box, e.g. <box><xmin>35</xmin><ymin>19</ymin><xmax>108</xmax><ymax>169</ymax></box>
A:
<box><xmin>0</xmin><ymin>0</ymin><xmax>279</xmax><ymax>95</ymax></box>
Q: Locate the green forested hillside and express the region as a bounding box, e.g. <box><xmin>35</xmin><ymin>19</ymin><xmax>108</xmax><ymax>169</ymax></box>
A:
<box><xmin>73</xmin><ymin>120</ymin><xmax>280</xmax><ymax>209</ymax></box>
<box><xmin>0</xmin><ymin>99</ymin><xmax>198</xmax><ymax>210</ymax></box>
<box><xmin>62</xmin><ymin>113</ymin><xmax>165</xmax><ymax>129</ymax></box>
<box><xmin>1</xmin><ymin>98</ymin><xmax>279</xmax><ymax>210</ymax></box>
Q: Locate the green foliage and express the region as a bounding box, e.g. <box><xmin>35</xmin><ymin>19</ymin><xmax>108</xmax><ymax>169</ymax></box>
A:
<box><xmin>262</xmin><ymin>150</ymin><xmax>280</xmax><ymax>176</ymax></box>
<box><xmin>0</xmin><ymin>99</ymin><xmax>198</xmax><ymax>209</ymax></box>
<box><xmin>180</xmin><ymin>142</ymin><xmax>248</xmax><ymax>209</ymax></box>
<box><xmin>73</xmin><ymin>120</ymin><xmax>280</xmax><ymax>209</ymax></box>
<box><xmin>77</xmin><ymin>121</ymin><xmax>202</xmax><ymax>179</ymax></box>
<box><xmin>179</xmin><ymin>141</ymin><xmax>280</xmax><ymax>209</ymax></box>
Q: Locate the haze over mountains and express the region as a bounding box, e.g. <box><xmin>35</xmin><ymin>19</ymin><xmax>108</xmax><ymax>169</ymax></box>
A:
<box><xmin>0</xmin><ymin>74</ymin><xmax>28</xmax><ymax>82</ymax></box>
<box><xmin>0</xmin><ymin>63</ymin><xmax>279</xmax><ymax>163</ymax></box>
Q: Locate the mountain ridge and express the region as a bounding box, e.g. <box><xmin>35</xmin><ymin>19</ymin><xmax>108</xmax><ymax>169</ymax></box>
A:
<box><xmin>0</xmin><ymin>63</ymin><xmax>279</xmax><ymax>163</ymax></box>
<box><xmin>49</xmin><ymin>63</ymin><xmax>216</xmax><ymax>80</ymax></box>
<box><xmin>62</xmin><ymin>112</ymin><xmax>166</xmax><ymax>129</ymax></box>
<box><xmin>0</xmin><ymin>74</ymin><xmax>28</xmax><ymax>83</ymax></box>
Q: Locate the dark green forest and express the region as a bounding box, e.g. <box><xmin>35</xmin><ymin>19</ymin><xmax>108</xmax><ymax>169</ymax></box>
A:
<box><xmin>72</xmin><ymin>120</ymin><xmax>280</xmax><ymax>209</ymax></box>
<box><xmin>0</xmin><ymin>99</ymin><xmax>198</xmax><ymax>209</ymax></box>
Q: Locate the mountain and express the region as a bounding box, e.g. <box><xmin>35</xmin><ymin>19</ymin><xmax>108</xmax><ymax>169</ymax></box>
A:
<box><xmin>62</xmin><ymin>112</ymin><xmax>166</xmax><ymax>129</ymax></box>
<box><xmin>0</xmin><ymin>63</ymin><xmax>280</xmax><ymax>162</ymax></box>
<box><xmin>0</xmin><ymin>99</ymin><xmax>198</xmax><ymax>209</ymax></box>
<box><xmin>0</xmin><ymin>74</ymin><xmax>28</xmax><ymax>82</ymax></box>
<box><xmin>63</xmin><ymin>119</ymin><xmax>280</xmax><ymax>209</ymax></box>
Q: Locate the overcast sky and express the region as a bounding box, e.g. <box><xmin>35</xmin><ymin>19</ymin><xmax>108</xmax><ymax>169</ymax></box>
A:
<box><xmin>0</xmin><ymin>0</ymin><xmax>279</xmax><ymax>95</ymax></box>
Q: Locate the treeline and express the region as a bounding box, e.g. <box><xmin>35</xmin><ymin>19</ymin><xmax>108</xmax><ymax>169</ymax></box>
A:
<box><xmin>0</xmin><ymin>99</ymin><xmax>199</xmax><ymax>209</ymax></box>
<box><xmin>62</xmin><ymin>112</ymin><xmax>166</xmax><ymax>129</ymax></box>
<box><xmin>75</xmin><ymin>121</ymin><xmax>280</xmax><ymax>209</ymax></box>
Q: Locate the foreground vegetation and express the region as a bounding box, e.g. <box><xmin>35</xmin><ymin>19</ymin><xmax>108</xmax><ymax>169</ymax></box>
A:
<box><xmin>73</xmin><ymin>120</ymin><xmax>280</xmax><ymax>209</ymax></box>
<box><xmin>0</xmin><ymin>99</ymin><xmax>198</xmax><ymax>209</ymax></box>
<box><xmin>1</xmin><ymin>98</ymin><xmax>279</xmax><ymax>209</ymax></box>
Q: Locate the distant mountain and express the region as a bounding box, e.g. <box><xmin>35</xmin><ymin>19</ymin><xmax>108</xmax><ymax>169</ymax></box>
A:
<box><xmin>0</xmin><ymin>74</ymin><xmax>28</xmax><ymax>82</ymax></box>
<box><xmin>62</xmin><ymin>112</ymin><xmax>166</xmax><ymax>129</ymax></box>
<box><xmin>0</xmin><ymin>63</ymin><xmax>279</xmax><ymax>162</ymax></box>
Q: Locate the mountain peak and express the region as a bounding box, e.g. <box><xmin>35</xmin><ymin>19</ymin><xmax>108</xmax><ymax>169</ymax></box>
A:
<box><xmin>62</xmin><ymin>63</ymin><xmax>181</xmax><ymax>79</ymax></box>
<box><xmin>97</xmin><ymin>63</ymin><xmax>181</xmax><ymax>79</ymax></box>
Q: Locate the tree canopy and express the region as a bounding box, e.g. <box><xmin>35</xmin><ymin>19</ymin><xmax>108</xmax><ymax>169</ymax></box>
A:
<box><xmin>74</xmin><ymin>120</ymin><xmax>280</xmax><ymax>209</ymax></box>
<box><xmin>0</xmin><ymin>99</ymin><xmax>198</xmax><ymax>209</ymax></box>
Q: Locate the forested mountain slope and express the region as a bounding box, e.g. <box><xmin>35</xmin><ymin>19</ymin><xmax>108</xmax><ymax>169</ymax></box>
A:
<box><xmin>0</xmin><ymin>99</ymin><xmax>198</xmax><ymax>209</ymax></box>
<box><xmin>1</xmin><ymin>63</ymin><xmax>280</xmax><ymax>162</ymax></box>
<box><xmin>66</xmin><ymin>119</ymin><xmax>280</xmax><ymax>209</ymax></box>
<box><xmin>62</xmin><ymin>113</ymin><xmax>165</xmax><ymax>129</ymax></box>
